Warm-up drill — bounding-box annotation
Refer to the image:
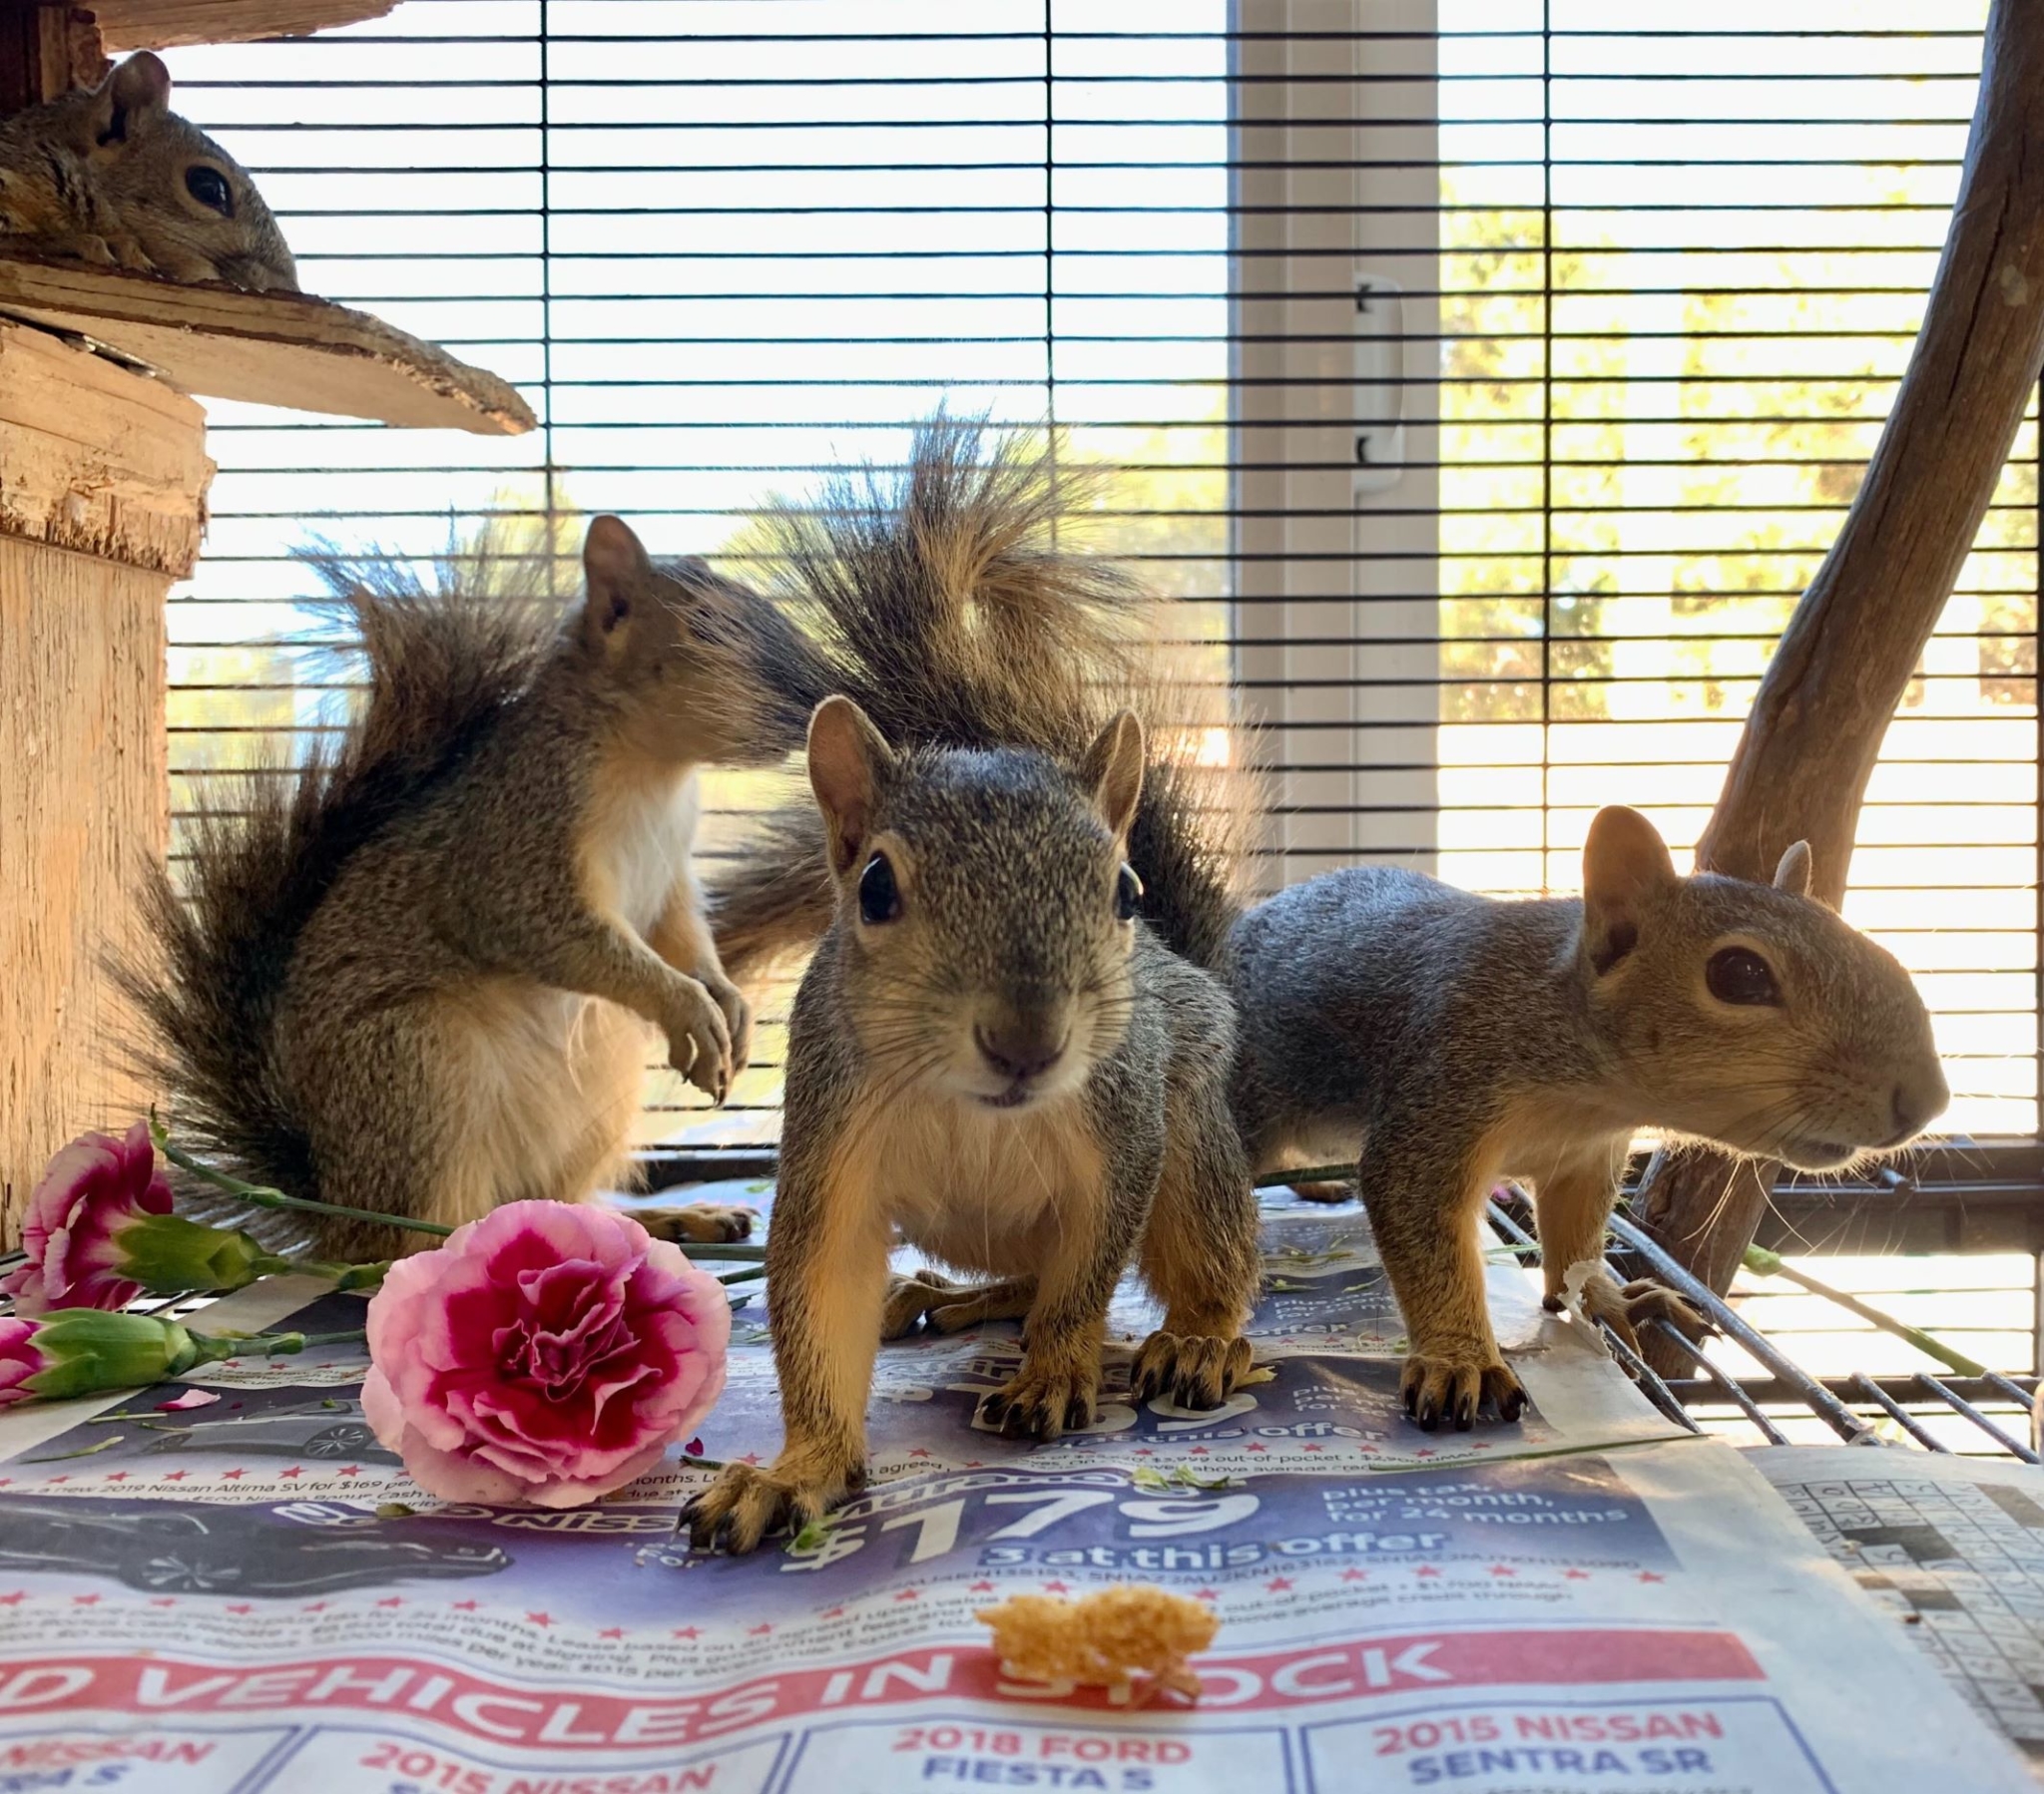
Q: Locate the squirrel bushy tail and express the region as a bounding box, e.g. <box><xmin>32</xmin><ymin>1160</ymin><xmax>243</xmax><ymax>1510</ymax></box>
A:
<box><xmin>709</xmin><ymin>415</ymin><xmax>1255</xmax><ymax>980</ymax></box>
<box><xmin>118</xmin><ymin>523</ymin><xmax>568</xmax><ymax>1207</ymax></box>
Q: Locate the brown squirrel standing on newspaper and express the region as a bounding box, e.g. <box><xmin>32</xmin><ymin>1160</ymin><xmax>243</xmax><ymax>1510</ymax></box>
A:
<box><xmin>683</xmin><ymin>420</ymin><xmax>1265</xmax><ymax>1554</ymax></box>
<box><xmin>0</xmin><ymin>51</ymin><xmax>296</xmax><ymax>290</ymax></box>
<box><xmin>124</xmin><ymin>517</ymin><xmax>839</xmax><ymax>1260</ymax></box>
<box><xmin>1228</xmin><ymin>808</ymin><xmax>1949</xmax><ymax>1430</ymax></box>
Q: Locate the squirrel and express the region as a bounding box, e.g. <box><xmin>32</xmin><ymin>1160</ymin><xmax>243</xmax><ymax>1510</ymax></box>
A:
<box><xmin>0</xmin><ymin>51</ymin><xmax>296</xmax><ymax>291</ymax></box>
<box><xmin>123</xmin><ymin>515</ymin><xmax>838</xmax><ymax>1262</ymax></box>
<box><xmin>682</xmin><ymin>418</ymin><xmax>1265</xmax><ymax>1554</ymax></box>
<box><xmin>1228</xmin><ymin>804</ymin><xmax>1950</xmax><ymax>1431</ymax></box>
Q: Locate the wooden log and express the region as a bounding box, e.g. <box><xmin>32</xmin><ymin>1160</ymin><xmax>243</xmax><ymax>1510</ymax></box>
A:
<box><xmin>0</xmin><ymin>318</ymin><xmax>209</xmax><ymax>1244</ymax></box>
<box><xmin>1635</xmin><ymin>0</ymin><xmax>2044</xmax><ymax>1351</ymax></box>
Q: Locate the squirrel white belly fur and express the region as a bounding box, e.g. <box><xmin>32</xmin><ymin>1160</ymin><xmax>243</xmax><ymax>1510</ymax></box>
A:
<box><xmin>1228</xmin><ymin>806</ymin><xmax>1948</xmax><ymax>1431</ymax></box>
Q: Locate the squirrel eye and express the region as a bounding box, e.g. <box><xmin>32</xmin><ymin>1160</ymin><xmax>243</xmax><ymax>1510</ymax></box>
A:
<box><xmin>185</xmin><ymin>166</ymin><xmax>233</xmax><ymax>217</ymax></box>
<box><xmin>857</xmin><ymin>853</ymin><xmax>899</xmax><ymax>926</ymax></box>
<box><xmin>1706</xmin><ymin>946</ymin><xmax>1780</xmax><ymax>1007</ymax></box>
<box><xmin>1114</xmin><ymin>863</ymin><xmax>1143</xmax><ymax>923</ymax></box>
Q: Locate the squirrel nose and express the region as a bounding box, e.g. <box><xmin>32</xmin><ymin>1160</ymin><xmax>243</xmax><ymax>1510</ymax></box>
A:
<box><xmin>975</xmin><ymin>1016</ymin><xmax>1067</xmax><ymax>1084</ymax></box>
<box><xmin>1889</xmin><ymin>1067</ymin><xmax>1950</xmax><ymax>1142</ymax></box>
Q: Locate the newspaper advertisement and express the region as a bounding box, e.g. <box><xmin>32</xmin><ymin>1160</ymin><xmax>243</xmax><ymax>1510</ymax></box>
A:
<box><xmin>0</xmin><ymin>1198</ymin><xmax>2027</xmax><ymax>1792</ymax></box>
<box><xmin>1753</xmin><ymin>1442</ymin><xmax>2044</xmax><ymax>1780</ymax></box>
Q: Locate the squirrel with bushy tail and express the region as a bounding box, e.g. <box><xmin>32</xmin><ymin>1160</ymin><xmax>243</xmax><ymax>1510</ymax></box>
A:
<box><xmin>126</xmin><ymin>513</ymin><xmax>840</xmax><ymax>1259</ymax></box>
<box><xmin>686</xmin><ymin>418</ymin><xmax>1265</xmax><ymax>1554</ymax></box>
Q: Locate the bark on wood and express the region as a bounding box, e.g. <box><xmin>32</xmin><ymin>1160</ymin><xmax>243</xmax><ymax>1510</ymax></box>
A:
<box><xmin>1636</xmin><ymin>0</ymin><xmax>2044</xmax><ymax>1359</ymax></box>
<box><xmin>0</xmin><ymin>251</ymin><xmax>536</xmax><ymax>435</ymax></box>
<box><xmin>0</xmin><ymin>322</ymin><xmax>203</xmax><ymax>1247</ymax></box>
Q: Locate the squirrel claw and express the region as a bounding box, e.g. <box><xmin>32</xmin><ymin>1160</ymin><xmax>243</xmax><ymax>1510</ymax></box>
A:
<box><xmin>683</xmin><ymin>1460</ymin><xmax>850</xmax><ymax>1556</ymax></box>
<box><xmin>1564</xmin><ymin>1270</ymin><xmax>1714</xmax><ymax>1360</ymax></box>
<box><xmin>981</xmin><ymin>1356</ymin><xmax>1100</xmax><ymax>1441</ymax></box>
<box><xmin>1400</xmin><ymin>1353</ymin><xmax>1526</xmax><ymax>1433</ymax></box>
<box><xmin>1131</xmin><ymin>1331</ymin><xmax>1253</xmax><ymax>1409</ymax></box>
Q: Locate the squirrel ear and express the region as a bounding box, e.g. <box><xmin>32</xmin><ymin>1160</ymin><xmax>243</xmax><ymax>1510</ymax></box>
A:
<box><xmin>1773</xmin><ymin>840</ymin><xmax>1813</xmax><ymax>897</ymax></box>
<box><xmin>1580</xmin><ymin>806</ymin><xmax>1678</xmax><ymax>975</ymax></box>
<box><xmin>580</xmin><ymin>515</ymin><xmax>655</xmax><ymax>650</ymax></box>
<box><xmin>95</xmin><ymin>53</ymin><xmax>173</xmax><ymax>148</ymax></box>
<box><xmin>1079</xmin><ymin>710</ymin><xmax>1145</xmax><ymax>841</ymax></box>
<box><xmin>807</xmin><ymin>695</ymin><xmax>895</xmax><ymax>874</ymax></box>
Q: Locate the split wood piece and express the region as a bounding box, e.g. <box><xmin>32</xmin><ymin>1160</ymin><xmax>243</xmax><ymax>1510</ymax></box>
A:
<box><xmin>0</xmin><ymin>319</ymin><xmax>209</xmax><ymax>1245</ymax></box>
<box><xmin>1635</xmin><ymin>0</ymin><xmax>2044</xmax><ymax>1368</ymax></box>
<box><xmin>91</xmin><ymin>1</ymin><xmax>397</xmax><ymax>50</ymax></box>
<box><xmin>0</xmin><ymin>251</ymin><xmax>537</xmax><ymax>435</ymax></box>
<box><xmin>0</xmin><ymin>6</ymin><xmax>105</xmax><ymax>114</ymax></box>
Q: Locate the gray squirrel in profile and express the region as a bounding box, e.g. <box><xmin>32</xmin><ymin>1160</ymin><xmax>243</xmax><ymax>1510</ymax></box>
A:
<box><xmin>1229</xmin><ymin>805</ymin><xmax>1948</xmax><ymax>1431</ymax></box>
<box><xmin>0</xmin><ymin>51</ymin><xmax>296</xmax><ymax>291</ymax></box>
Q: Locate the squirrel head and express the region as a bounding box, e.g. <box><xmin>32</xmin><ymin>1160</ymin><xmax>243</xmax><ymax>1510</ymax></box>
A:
<box><xmin>578</xmin><ymin>515</ymin><xmax>816</xmax><ymax>763</ymax></box>
<box><xmin>56</xmin><ymin>53</ymin><xmax>297</xmax><ymax>291</ymax></box>
<box><xmin>806</xmin><ymin>695</ymin><xmax>1147</xmax><ymax>1115</ymax></box>
<box><xmin>1574</xmin><ymin>805</ymin><xmax>1948</xmax><ymax>1171</ymax></box>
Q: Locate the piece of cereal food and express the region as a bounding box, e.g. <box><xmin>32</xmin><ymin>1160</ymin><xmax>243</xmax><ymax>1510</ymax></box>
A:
<box><xmin>975</xmin><ymin>1585</ymin><xmax>1221</xmax><ymax>1701</ymax></box>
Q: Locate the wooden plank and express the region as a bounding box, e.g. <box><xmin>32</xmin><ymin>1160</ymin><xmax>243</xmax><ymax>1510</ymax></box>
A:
<box><xmin>0</xmin><ymin>538</ymin><xmax>171</xmax><ymax>1247</ymax></box>
<box><xmin>0</xmin><ymin>323</ymin><xmax>199</xmax><ymax>1245</ymax></box>
<box><xmin>90</xmin><ymin>1</ymin><xmax>396</xmax><ymax>49</ymax></box>
<box><xmin>0</xmin><ymin>318</ymin><xmax>211</xmax><ymax>576</ymax></box>
<box><xmin>0</xmin><ymin>251</ymin><xmax>537</xmax><ymax>434</ymax></box>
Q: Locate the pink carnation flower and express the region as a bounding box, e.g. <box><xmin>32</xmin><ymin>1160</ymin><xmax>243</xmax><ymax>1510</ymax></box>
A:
<box><xmin>0</xmin><ymin>1318</ymin><xmax>47</xmax><ymax>1408</ymax></box>
<box><xmin>362</xmin><ymin>1201</ymin><xmax>730</xmax><ymax>1509</ymax></box>
<box><xmin>1</xmin><ymin>1122</ymin><xmax>175</xmax><ymax>1317</ymax></box>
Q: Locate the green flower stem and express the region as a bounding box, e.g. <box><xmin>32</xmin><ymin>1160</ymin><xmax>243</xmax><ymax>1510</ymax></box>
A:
<box><xmin>669</xmin><ymin>1242</ymin><xmax>767</xmax><ymax>1262</ymax></box>
<box><xmin>185</xmin><ymin>1328</ymin><xmax>367</xmax><ymax>1365</ymax></box>
<box><xmin>151</xmin><ymin>1115</ymin><xmax>452</xmax><ymax>1239</ymax></box>
<box><xmin>242</xmin><ymin>1253</ymin><xmax>391</xmax><ymax>1292</ymax></box>
<box><xmin>1253</xmin><ymin>1163</ymin><xmax>1358</xmax><ymax>1189</ymax></box>
<box><xmin>712</xmin><ymin>1264</ymin><xmax>766</xmax><ymax>1287</ymax></box>
<box><xmin>1742</xmin><ymin>1244</ymin><xmax>1988</xmax><ymax>1379</ymax></box>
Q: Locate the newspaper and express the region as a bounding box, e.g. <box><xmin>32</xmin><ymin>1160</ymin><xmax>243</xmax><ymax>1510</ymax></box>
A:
<box><xmin>0</xmin><ymin>1198</ymin><xmax>2027</xmax><ymax>1793</ymax></box>
<box><xmin>1753</xmin><ymin>1443</ymin><xmax>2044</xmax><ymax>1781</ymax></box>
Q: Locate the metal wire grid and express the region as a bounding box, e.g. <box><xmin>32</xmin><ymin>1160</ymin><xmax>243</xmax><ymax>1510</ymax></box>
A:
<box><xmin>1484</xmin><ymin>1192</ymin><xmax>2042</xmax><ymax>1462</ymax></box>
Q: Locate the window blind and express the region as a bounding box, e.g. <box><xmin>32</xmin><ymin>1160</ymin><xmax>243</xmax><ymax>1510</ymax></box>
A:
<box><xmin>163</xmin><ymin>0</ymin><xmax>2036</xmax><ymax>1161</ymax></box>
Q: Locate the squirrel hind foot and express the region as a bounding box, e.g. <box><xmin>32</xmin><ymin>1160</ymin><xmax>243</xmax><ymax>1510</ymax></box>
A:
<box><xmin>1131</xmin><ymin>1331</ymin><xmax>1254</xmax><ymax>1410</ymax></box>
<box><xmin>636</xmin><ymin>1202</ymin><xmax>757</xmax><ymax>1245</ymax></box>
<box><xmin>1400</xmin><ymin>1352</ymin><xmax>1527</xmax><ymax>1433</ymax></box>
<box><xmin>1288</xmin><ymin>1179</ymin><xmax>1356</xmax><ymax>1205</ymax></box>
<box><xmin>882</xmin><ymin>1271</ymin><xmax>1037</xmax><ymax>1341</ymax></box>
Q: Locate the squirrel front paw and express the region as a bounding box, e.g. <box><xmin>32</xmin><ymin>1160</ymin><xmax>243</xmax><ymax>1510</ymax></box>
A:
<box><xmin>1551</xmin><ymin>1271</ymin><xmax>1712</xmax><ymax>1358</ymax></box>
<box><xmin>681</xmin><ymin>1455</ymin><xmax>859</xmax><ymax>1556</ymax></box>
<box><xmin>1400</xmin><ymin>1350</ymin><xmax>1526</xmax><ymax>1433</ymax></box>
<box><xmin>982</xmin><ymin>1350</ymin><xmax>1101</xmax><ymax>1441</ymax></box>
<box><xmin>663</xmin><ymin>977</ymin><xmax>735</xmax><ymax>1104</ymax></box>
<box><xmin>1132</xmin><ymin>1330</ymin><xmax>1253</xmax><ymax>1409</ymax></box>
